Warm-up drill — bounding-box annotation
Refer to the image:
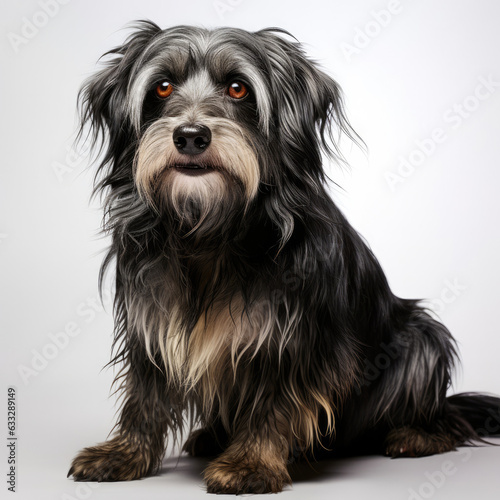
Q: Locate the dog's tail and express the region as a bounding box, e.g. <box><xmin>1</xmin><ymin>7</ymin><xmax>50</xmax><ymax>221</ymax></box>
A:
<box><xmin>446</xmin><ymin>392</ymin><xmax>500</xmax><ymax>442</ymax></box>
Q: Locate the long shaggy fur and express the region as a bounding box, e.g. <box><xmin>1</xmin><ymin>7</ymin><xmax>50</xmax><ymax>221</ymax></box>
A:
<box><xmin>68</xmin><ymin>21</ymin><xmax>500</xmax><ymax>494</ymax></box>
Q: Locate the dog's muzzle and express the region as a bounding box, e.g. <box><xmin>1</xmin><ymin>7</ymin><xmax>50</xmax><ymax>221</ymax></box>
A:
<box><xmin>173</xmin><ymin>124</ymin><xmax>212</xmax><ymax>155</ymax></box>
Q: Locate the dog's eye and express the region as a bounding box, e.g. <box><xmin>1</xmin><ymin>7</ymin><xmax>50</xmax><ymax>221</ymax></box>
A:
<box><xmin>156</xmin><ymin>81</ymin><xmax>174</xmax><ymax>99</ymax></box>
<box><xmin>228</xmin><ymin>81</ymin><xmax>248</xmax><ymax>99</ymax></box>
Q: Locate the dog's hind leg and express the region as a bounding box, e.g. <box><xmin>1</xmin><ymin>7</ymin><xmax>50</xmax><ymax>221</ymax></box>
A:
<box><xmin>384</xmin><ymin>423</ymin><xmax>458</xmax><ymax>457</ymax></box>
<box><xmin>357</xmin><ymin>306</ymin><xmax>481</xmax><ymax>458</ymax></box>
<box><xmin>370</xmin><ymin>307</ymin><xmax>500</xmax><ymax>458</ymax></box>
<box><xmin>385</xmin><ymin>394</ymin><xmax>500</xmax><ymax>457</ymax></box>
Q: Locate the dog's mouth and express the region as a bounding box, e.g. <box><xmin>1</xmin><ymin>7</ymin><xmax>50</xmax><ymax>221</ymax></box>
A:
<box><xmin>173</xmin><ymin>163</ymin><xmax>216</xmax><ymax>176</ymax></box>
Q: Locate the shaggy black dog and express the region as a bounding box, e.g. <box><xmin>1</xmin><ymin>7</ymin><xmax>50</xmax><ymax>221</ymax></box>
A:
<box><xmin>68</xmin><ymin>22</ymin><xmax>500</xmax><ymax>494</ymax></box>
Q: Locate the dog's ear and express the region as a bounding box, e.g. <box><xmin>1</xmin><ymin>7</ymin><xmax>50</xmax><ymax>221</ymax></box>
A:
<box><xmin>78</xmin><ymin>21</ymin><xmax>162</xmax><ymax>192</ymax></box>
<box><xmin>255</xmin><ymin>29</ymin><xmax>362</xmax><ymax>250</ymax></box>
<box><xmin>256</xmin><ymin>29</ymin><xmax>360</xmax><ymax>172</ymax></box>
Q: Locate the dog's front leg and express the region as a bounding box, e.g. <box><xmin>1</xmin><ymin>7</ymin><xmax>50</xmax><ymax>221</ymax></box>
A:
<box><xmin>204</xmin><ymin>421</ymin><xmax>291</xmax><ymax>494</ymax></box>
<box><xmin>68</xmin><ymin>347</ymin><xmax>175</xmax><ymax>481</ymax></box>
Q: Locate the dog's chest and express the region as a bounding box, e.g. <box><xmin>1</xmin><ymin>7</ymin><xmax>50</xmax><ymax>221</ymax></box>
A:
<box><xmin>165</xmin><ymin>295</ymin><xmax>273</xmax><ymax>388</ymax></box>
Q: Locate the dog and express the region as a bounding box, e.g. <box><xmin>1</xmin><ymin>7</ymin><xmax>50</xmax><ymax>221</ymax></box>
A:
<box><xmin>68</xmin><ymin>21</ymin><xmax>500</xmax><ymax>494</ymax></box>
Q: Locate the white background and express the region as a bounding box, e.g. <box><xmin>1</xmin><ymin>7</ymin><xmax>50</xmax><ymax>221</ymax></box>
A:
<box><xmin>1</xmin><ymin>0</ymin><xmax>500</xmax><ymax>499</ymax></box>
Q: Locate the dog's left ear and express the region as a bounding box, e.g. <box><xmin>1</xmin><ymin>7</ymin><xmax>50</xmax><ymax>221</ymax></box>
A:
<box><xmin>256</xmin><ymin>29</ymin><xmax>359</xmax><ymax>172</ymax></box>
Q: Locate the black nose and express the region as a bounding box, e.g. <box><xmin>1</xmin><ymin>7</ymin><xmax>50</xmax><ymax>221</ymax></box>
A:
<box><xmin>173</xmin><ymin>124</ymin><xmax>212</xmax><ymax>155</ymax></box>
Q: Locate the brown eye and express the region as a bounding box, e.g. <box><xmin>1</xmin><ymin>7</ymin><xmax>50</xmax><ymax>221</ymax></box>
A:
<box><xmin>228</xmin><ymin>81</ymin><xmax>248</xmax><ymax>99</ymax></box>
<box><xmin>156</xmin><ymin>81</ymin><xmax>173</xmax><ymax>98</ymax></box>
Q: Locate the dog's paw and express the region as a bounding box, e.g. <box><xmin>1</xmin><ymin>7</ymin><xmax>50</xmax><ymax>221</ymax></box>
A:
<box><xmin>204</xmin><ymin>458</ymin><xmax>291</xmax><ymax>494</ymax></box>
<box><xmin>67</xmin><ymin>437</ymin><xmax>156</xmax><ymax>481</ymax></box>
<box><xmin>183</xmin><ymin>428</ymin><xmax>226</xmax><ymax>457</ymax></box>
<box><xmin>385</xmin><ymin>426</ymin><xmax>457</xmax><ymax>458</ymax></box>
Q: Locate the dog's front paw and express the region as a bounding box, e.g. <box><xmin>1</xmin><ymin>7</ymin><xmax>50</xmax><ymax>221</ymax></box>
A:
<box><xmin>68</xmin><ymin>437</ymin><xmax>157</xmax><ymax>481</ymax></box>
<box><xmin>204</xmin><ymin>458</ymin><xmax>291</xmax><ymax>494</ymax></box>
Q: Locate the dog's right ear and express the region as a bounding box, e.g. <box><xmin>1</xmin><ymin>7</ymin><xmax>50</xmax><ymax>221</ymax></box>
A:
<box><xmin>78</xmin><ymin>21</ymin><xmax>162</xmax><ymax>186</ymax></box>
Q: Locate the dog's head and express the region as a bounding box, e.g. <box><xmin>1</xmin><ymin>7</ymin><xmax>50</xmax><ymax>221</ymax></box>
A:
<box><xmin>81</xmin><ymin>21</ymin><xmax>357</xmax><ymax>239</ymax></box>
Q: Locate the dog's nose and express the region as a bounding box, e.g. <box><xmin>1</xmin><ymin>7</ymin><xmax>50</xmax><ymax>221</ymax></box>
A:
<box><xmin>173</xmin><ymin>124</ymin><xmax>212</xmax><ymax>155</ymax></box>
